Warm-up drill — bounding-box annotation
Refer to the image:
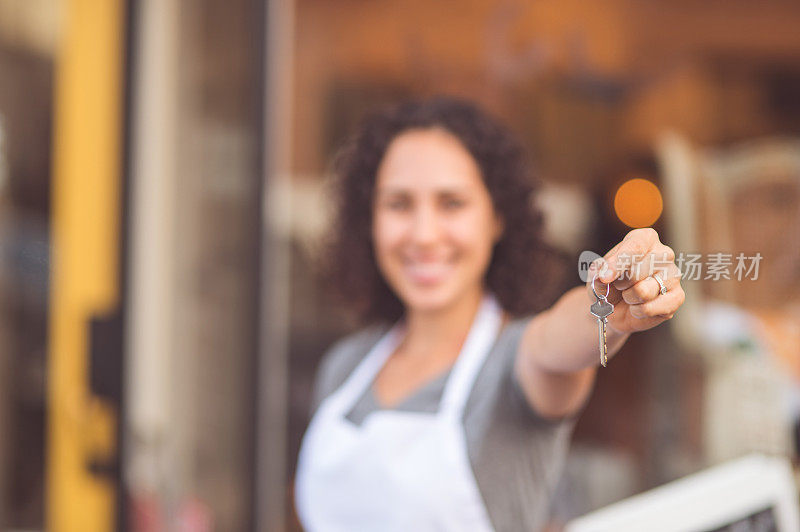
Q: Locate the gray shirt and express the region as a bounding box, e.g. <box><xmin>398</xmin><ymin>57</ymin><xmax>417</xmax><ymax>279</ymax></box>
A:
<box><xmin>310</xmin><ymin>314</ymin><xmax>579</xmax><ymax>532</ymax></box>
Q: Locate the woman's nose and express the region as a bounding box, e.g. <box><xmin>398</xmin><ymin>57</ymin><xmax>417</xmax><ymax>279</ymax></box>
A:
<box><xmin>410</xmin><ymin>205</ymin><xmax>442</xmax><ymax>245</ymax></box>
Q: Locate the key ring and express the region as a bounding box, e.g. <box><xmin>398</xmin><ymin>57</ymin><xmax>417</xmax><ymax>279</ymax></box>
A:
<box><xmin>590</xmin><ymin>271</ymin><xmax>610</xmax><ymax>300</ymax></box>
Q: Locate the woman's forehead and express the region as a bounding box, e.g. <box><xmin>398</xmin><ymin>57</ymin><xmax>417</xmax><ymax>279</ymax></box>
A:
<box><xmin>376</xmin><ymin>129</ymin><xmax>483</xmax><ymax>191</ymax></box>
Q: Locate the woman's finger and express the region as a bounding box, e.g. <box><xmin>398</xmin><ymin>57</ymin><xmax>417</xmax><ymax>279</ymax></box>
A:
<box><xmin>627</xmin><ymin>285</ymin><xmax>686</xmax><ymax>319</ymax></box>
<box><xmin>620</xmin><ymin>263</ymin><xmax>682</xmax><ymax>305</ymax></box>
<box><xmin>612</xmin><ymin>244</ymin><xmax>676</xmax><ymax>291</ymax></box>
<box><xmin>600</xmin><ymin>228</ymin><xmax>660</xmax><ymax>283</ymax></box>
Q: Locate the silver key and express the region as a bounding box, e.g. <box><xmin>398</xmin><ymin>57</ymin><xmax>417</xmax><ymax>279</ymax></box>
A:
<box><xmin>590</xmin><ymin>298</ymin><xmax>614</xmax><ymax>367</ymax></box>
<box><xmin>590</xmin><ymin>273</ymin><xmax>615</xmax><ymax>367</ymax></box>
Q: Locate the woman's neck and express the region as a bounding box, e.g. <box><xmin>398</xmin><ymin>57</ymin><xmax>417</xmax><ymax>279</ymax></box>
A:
<box><xmin>399</xmin><ymin>287</ymin><xmax>485</xmax><ymax>359</ymax></box>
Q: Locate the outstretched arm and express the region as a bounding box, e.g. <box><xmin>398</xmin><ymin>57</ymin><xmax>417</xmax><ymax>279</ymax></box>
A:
<box><xmin>514</xmin><ymin>228</ymin><xmax>685</xmax><ymax>420</ymax></box>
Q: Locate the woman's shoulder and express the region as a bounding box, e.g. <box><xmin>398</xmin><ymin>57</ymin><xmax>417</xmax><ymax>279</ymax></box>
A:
<box><xmin>310</xmin><ymin>322</ymin><xmax>390</xmax><ymax>412</ymax></box>
<box><xmin>500</xmin><ymin>313</ymin><xmax>536</xmax><ymax>347</ymax></box>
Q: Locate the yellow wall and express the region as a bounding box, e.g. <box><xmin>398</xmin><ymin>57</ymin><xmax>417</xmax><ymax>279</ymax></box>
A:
<box><xmin>48</xmin><ymin>0</ymin><xmax>125</xmax><ymax>529</ymax></box>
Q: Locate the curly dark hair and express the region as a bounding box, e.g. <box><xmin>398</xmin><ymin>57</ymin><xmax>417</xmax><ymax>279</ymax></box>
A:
<box><xmin>319</xmin><ymin>95</ymin><xmax>569</xmax><ymax>325</ymax></box>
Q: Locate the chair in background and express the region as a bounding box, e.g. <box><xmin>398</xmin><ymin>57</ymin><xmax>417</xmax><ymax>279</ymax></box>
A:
<box><xmin>656</xmin><ymin>132</ymin><xmax>800</xmax><ymax>465</ymax></box>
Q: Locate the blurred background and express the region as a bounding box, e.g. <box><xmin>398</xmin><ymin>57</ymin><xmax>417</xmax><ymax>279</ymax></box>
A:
<box><xmin>1</xmin><ymin>0</ymin><xmax>800</xmax><ymax>530</ymax></box>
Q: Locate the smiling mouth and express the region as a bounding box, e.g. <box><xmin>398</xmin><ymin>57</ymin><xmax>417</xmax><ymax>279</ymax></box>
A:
<box><xmin>404</xmin><ymin>260</ymin><xmax>455</xmax><ymax>286</ymax></box>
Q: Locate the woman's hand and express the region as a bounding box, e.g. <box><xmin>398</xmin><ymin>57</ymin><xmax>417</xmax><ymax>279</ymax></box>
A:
<box><xmin>587</xmin><ymin>228</ymin><xmax>685</xmax><ymax>335</ymax></box>
<box><xmin>514</xmin><ymin>227</ymin><xmax>684</xmax><ymax>418</ymax></box>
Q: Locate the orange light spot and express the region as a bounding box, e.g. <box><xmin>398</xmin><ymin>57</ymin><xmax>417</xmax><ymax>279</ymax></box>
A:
<box><xmin>614</xmin><ymin>178</ymin><xmax>663</xmax><ymax>228</ymax></box>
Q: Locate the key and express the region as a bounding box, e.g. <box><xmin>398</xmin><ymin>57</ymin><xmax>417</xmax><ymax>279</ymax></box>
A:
<box><xmin>590</xmin><ymin>271</ymin><xmax>615</xmax><ymax>367</ymax></box>
<box><xmin>590</xmin><ymin>298</ymin><xmax>614</xmax><ymax>367</ymax></box>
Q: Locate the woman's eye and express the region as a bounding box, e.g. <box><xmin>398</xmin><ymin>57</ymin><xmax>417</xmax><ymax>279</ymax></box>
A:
<box><xmin>386</xmin><ymin>199</ymin><xmax>409</xmax><ymax>210</ymax></box>
<box><xmin>442</xmin><ymin>198</ymin><xmax>465</xmax><ymax>209</ymax></box>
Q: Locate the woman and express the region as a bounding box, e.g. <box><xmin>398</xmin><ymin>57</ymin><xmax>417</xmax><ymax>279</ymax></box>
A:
<box><xmin>295</xmin><ymin>96</ymin><xmax>684</xmax><ymax>531</ymax></box>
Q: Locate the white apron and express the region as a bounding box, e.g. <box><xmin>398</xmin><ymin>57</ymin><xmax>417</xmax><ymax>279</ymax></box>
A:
<box><xmin>295</xmin><ymin>292</ymin><xmax>503</xmax><ymax>532</ymax></box>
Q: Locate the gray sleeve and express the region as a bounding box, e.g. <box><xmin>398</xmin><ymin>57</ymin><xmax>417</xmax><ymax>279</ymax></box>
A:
<box><xmin>504</xmin><ymin>315</ymin><xmax>591</xmax><ymax>426</ymax></box>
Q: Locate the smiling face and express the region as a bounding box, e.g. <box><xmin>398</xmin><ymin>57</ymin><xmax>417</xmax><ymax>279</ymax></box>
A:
<box><xmin>372</xmin><ymin>127</ymin><xmax>504</xmax><ymax>314</ymax></box>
